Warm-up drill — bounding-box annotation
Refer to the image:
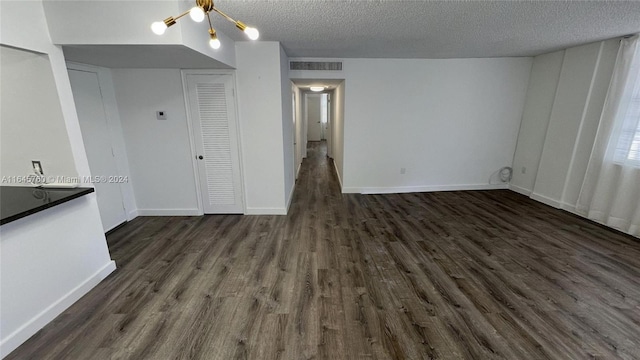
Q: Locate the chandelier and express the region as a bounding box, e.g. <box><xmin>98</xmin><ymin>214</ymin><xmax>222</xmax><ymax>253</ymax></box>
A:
<box><xmin>151</xmin><ymin>0</ymin><xmax>259</xmax><ymax>50</ymax></box>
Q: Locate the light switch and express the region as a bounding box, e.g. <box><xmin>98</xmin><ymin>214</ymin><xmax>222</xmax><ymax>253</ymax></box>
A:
<box><xmin>156</xmin><ymin>111</ymin><xmax>167</xmax><ymax>120</ymax></box>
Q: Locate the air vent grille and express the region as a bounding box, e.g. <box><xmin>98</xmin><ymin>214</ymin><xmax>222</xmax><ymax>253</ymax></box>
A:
<box><xmin>290</xmin><ymin>61</ymin><xmax>343</xmax><ymax>71</ymax></box>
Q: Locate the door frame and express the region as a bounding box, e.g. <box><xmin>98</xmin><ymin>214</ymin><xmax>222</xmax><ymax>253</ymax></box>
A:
<box><xmin>305</xmin><ymin>93</ymin><xmax>325</xmax><ymax>142</ymax></box>
<box><xmin>66</xmin><ymin>62</ymin><xmax>137</xmax><ymax>225</ymax></box>
<box><xmin>291</xmin><ymin>87</ymin><xmax>299</xmax><ymax>179</ymax></box>
<box><xmin>181</xmin><ymin>69</ymin><xmax>246</xmax><ymax>215</ymax></box>
<box><xmin>303</xmin><ymin>93</ymin><xmax>307</xmax><ymax>159</ymax></box>
<box><xmin>326</xmin><ymin>92</ymin><xmax>333</xmax><ymax>159</ymax></box>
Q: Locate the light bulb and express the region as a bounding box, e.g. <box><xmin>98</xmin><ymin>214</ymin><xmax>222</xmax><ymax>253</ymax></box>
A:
<box><xmin>244</xmin><ymin>27</ymin><xmax>259</xmax><ymax>40</ymax></box>
<box><xmin>310</xmin><ymin>86</ymin><xmax>325</xmax><ymax>92</ymax></box>
<box><xmin>209</xmin><ymin>38</ymin><xmax>221</xmax><ymax>49</ymax></box>
<box><xmin>189</xmin><ymin>7</ymin><xmax>205</xmax><ymax>22</ymax></box>
<box><xmin>151</xmin><ymin>21</ymin><xmax>167</xmax><ymax>35</ymax></box>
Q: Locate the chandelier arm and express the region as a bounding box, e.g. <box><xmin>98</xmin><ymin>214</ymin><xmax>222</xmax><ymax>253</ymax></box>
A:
<box><xmin>152</xmin><ymin>1</ymin><xmax>258</xmax><ymax>46</ymax></box>
<box><xmin>162</xmin><ymin>9</ymin><xmax>191</xmax><ymax>27</ymax></box>
<box><xmin>173</xmin><ymin>9</ymin><xmax>192</xmax><ymax>22</ymax></box>
<box><xmin>206</xmin><ymin>13</ymin><xmax>215</xmax><ymax>33</ymax></box>
<box><xmin>211</xmin><ymin>7</ymin><xmax>241</xmax><ymax>27</ymax></box>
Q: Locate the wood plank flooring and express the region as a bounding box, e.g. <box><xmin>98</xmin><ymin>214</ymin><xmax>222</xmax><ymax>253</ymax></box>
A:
<box><xmin>7</xmin><ymin>141</ymin><xmax>640</xmax><ymax>359</ymax></box>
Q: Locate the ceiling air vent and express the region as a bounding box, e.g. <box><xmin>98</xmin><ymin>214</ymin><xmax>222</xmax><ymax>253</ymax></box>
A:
<box><xmin>290</xmin><ymin>61</ymin><xmax>342</xmax><ymax>71</ymax></box>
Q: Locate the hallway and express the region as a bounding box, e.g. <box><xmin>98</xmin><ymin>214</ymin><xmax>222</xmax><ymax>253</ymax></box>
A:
<box><xmin>8</xmin><ymin>142</ymin><xmax>640</xmax><ymax>359</ymax></box>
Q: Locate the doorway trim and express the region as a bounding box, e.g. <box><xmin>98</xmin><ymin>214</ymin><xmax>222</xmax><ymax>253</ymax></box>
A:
<box><xmin>305</xmin><ymin>93</ymin><xmax>324</xmax><ymax>142</ymax></box>
<box><xmin>181</xmin><ymin>69</ymin><xmax>247</xmax><ymax>215</ymax></box>
<box><xmin>66</xmin><ymin>61</ymin><xmax>137</xmax><ymax>224</ymax></box>
<box><xmin>326</xmin><ymin>92</ymin><xmax>333</xmax><ymax>159</ymax></box>
<box><xmin>292</xmin><ymin>87</ymin><xmax>300</xmax><ymax>179</ymax></box>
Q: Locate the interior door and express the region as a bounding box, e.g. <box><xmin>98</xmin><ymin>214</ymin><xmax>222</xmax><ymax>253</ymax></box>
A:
<box><xmin>185</xmin><ymin>73</ymin><xmax>243</xmax><ymax>214</ymax></box>
<box><xmin>68</xmin><ymin>68</ymin><xmax>126</xmax><ymax>231</ymax></box>
<box><xmin>306</xmin><ymin>94</ymin><xmax>322</xmax><ymax>141</ymax></box>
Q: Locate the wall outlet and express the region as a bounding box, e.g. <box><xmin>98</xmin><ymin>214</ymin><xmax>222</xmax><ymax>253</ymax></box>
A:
<box><xmin>521</xmin><ymin>166</ymin><xmax>526</xmax><ymax>174</ymax></box>
<box><xmin>400</xmin><ymin>167</ymin><xmax>406</xmax><ymax>174</ymax></box>
<box><xmin>156</xmin><ymin>111</ymin><xmax>167</xmax><ymax>120</ymax></box>
<box><xmin>32</xmin><ymin>160</ymin><xmax>43</xmax><ymax>175</ymax></box>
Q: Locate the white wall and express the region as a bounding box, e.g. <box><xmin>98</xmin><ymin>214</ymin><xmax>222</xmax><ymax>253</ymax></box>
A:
<box><xmin>325</xmin><ymin>92</ymin><xmax>332</xmax><ymax>157</ymax></box>
<box><xmin>280</xmin><ymin>45</ymin><xmax>295</xmax><ymax>210</ymax></box>
<box><xmin>0</xmin><ymin>1</ymin><xmax>115</xmax><ymax>357</ymax></box>
<box><xmin>111</xmin><ymin>69</ymin><xmax>200</xmax><ymax>216</ymax></box>
<box><xmin>292</xmin><ymin>57</ymin><xmax>532</xmax><ymax>194</ymax></box>
<box><xmin>0</xmin><ymin>198</ymin><xmax>116</xmax><ymax>358</ymax></box>
<box><xmin>0</xmin><ymin>46</ymin><xmax>77</xmax><ymax>180</ymax></box>
<box><xmin>0</xmin><ymin>1</ymin><xmax>55</xmax><ymax>52</ymax></box>
<box><xmin>332</xmin><ymin>81</ymin><xmax>346</xmax><ymax>187</ymax></box>
<box><xmin>512</xmin><ymin>38</ymin><xmax>620</xmax><ymax>211</ymax></box>
<box><xmin>110</xmin><ymin>55</ymin><xmax>294</xmax><ymax>217</ymax></box>
<box><xmin>235</xmin><ymin>42</ymin><xmax>290</xmax><ymax>214</ymax></box>
<box><xmin>292</xmin><ymin>84</ymin><xmax>304</xmax><ymax>177</ymax></box>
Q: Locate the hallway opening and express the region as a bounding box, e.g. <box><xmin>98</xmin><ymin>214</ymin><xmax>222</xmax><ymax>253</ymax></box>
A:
<box><xmin>291</xmin><ymin>78</ymin><xmax>346</xmax><ymax>190</ymax></box>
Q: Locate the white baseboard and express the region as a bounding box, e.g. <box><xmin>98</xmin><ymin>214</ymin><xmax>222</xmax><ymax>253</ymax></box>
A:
<box><xmin>530</xmin><ymin>192</ymin><xmax>562</xmax><ymax>208</ymax></box>
<box><xmin>136</xmin><ymin>208</ymin><xmax>201</xmax><ymax>216</ymax></box>
<box><xmin>527</xmin><ymin>194</ymin><xmax>638</xmax><ymax>238</ymax></box>
<box><xmin>342</xmin><ymin>183</ymin><xmax>509</xmax><ymax>195</ymax></box>
<box><xmin>529</xmin><ymin>192</ymin><xmax>581</xmax><ymax>215</ymax></box>
<box><xmin>0</xmin><ymin>261</ymin><xmax>116</xmax><ymax>358</ymax></box>
<box><xmin>245</xmin><ymin>207</ymin><xmax>287</xmax><ymax>215</ymax></box>
<box><xmin>560</xmin><ymin>202</ymin><xmax>578</xmax><ymax>214</ymax></box>
<box><xmin>509</xmin><ymin>184</ymin><xmax>532</xmax><ymax>196</ymax></box>
<box><xmin>332</xmin><ymin>160</ymin><xmax>343</xmax><ymax>190</ymax></box>
<box><xmin>127</xmin><ymin>209</ymin><xmax>139</xmax><ymax>221</ymax></box>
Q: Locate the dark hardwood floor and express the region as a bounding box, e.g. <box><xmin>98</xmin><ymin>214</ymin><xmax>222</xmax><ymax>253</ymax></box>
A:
<box><xmin>7</xmin><ymin>141</ymin><xmax>640</xmax><ymax>359</ymax></box>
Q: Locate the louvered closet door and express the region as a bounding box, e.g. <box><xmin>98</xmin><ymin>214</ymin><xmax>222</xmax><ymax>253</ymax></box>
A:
<box><xmin>186</xmin><ymin>74</ymin><xmax>243</xmax><ymax>214</ymax></box>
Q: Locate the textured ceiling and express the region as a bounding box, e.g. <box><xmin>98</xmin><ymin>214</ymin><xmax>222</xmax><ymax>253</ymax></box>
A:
<box><xmin>209</xmin><ymin>0</ymin><xmax>640</xmax><ymax>58</ymax></box>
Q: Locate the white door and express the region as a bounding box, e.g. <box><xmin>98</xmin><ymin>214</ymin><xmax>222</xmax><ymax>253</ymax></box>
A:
<box><xmin>68</xmin><ymin>68</ymin><xmax>126</xmax><ymax>231</ymax></box>
<box><xmin>306</xmin><ymin>94</ymin><xmax>323</xmax><ymax>141</ymax></box>
<box><xmin>185</xmin><ymin>74</ymin><xmax>243</xmax><ymax>214</ymax></box>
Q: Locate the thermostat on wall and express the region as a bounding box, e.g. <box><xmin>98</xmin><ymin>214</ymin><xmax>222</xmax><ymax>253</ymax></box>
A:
<box><xmin>156</xmin><ymin>111</ymin><xmax>167</xmax><ymax>120</ymax></box>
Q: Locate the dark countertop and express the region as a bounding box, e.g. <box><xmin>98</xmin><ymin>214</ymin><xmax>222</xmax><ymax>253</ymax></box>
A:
<box><xmin>0</xmin><ymin>186</ymin><xmax>94</xmax><ymax>226</ymax></box>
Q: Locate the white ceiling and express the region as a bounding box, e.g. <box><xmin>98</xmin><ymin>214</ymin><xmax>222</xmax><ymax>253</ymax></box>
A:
<box><xmin>211</xmin><ymin>0</ymin><xmax>640</xmax><ymax>58</ymax></box>
<box><xmin>63</xmin><ymin>45</ymin><xmax>231</xmax><ymax>69</ymax></box>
